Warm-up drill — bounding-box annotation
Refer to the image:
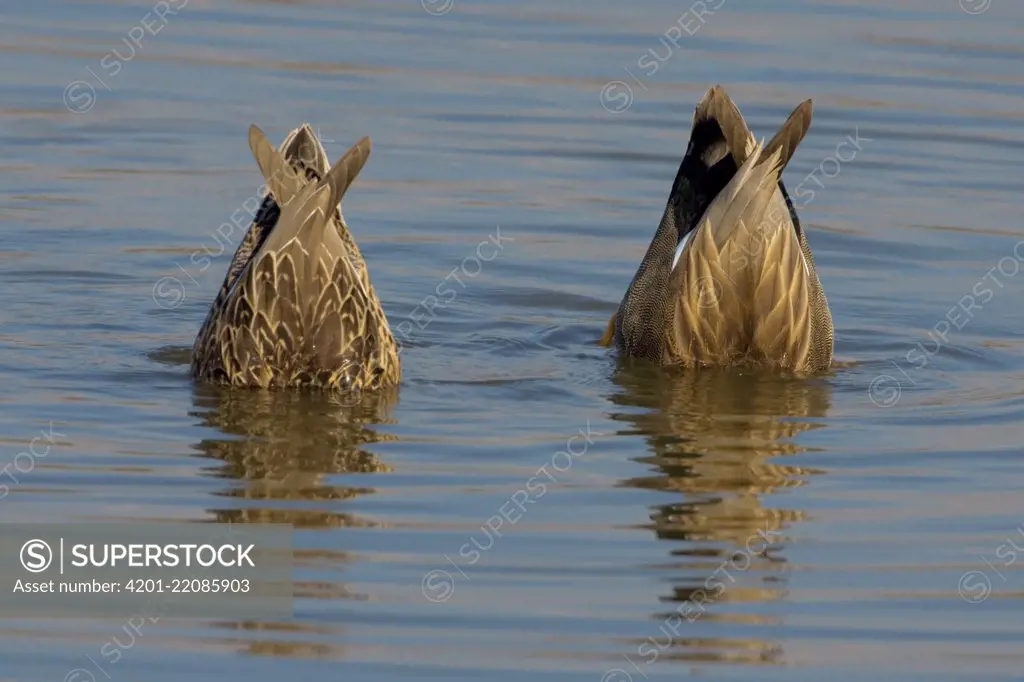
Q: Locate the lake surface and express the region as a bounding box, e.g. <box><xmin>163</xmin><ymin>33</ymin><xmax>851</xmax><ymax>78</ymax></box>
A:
<box><xmin>1</xmin><ymin>0</ymin><xmax>1024</xmax><ymax>680</ymax></box>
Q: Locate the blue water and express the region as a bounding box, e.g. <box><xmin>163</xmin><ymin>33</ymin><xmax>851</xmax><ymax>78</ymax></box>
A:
<box><xmin>1</xmin><ymin>0</ymin><xmax>1023</xmax><ymax>680</ymax></box>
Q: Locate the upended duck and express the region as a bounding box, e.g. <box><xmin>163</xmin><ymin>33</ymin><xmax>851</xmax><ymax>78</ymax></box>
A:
<box><xmin>600</xmin><ymin>85</ymin><xmax>833</xmax><ymax>373</ymax></box>
<box><xmin>190</xmin><ymin>124</ymin><xmax>400</xmax><ymax>390</ymax></box>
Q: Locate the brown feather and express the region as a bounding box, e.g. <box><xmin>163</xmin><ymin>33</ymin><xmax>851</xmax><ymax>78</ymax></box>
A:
<box><xmin>609</xmin><ymin>89</ymin><xmax>833</xmax><ymax>374</ymax></box>
<box><xmin>190</xmin><ymin>125</ymin><xmax>400</xmax><ymax>391</ymax></box>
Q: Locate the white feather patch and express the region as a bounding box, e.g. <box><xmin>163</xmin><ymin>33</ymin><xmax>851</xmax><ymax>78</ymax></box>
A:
<box><xmin>671</xmin><ymin>228</ymin><xmax>698</xmax><ymax>271</ymax></box>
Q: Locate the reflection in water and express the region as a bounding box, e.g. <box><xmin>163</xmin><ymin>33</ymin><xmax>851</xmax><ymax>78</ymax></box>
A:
<box><xmin>188</xmin><ymin>384</ymin><xmax>400</xmax><ymax>659</ymax></box>
<box><xmin>609</xmin><ymin>365</ymin><xmax>833</xmax><ymax>667</ymax></box>
<box><xmin>191</xmin><ymin>384</ymin><xmax>398</xmax><ymax>526</ymax></box>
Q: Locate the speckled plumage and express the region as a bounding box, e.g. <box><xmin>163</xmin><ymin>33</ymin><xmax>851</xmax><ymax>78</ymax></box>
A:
<box><xmin>601</xmin><ymin>86</ymin><xmax>834</xmax><ymax>374</ymax></box>
<box><xmin>191</xmin><ymin>124</ymin><xmax>400</xmax><ymax>391</ymax></box>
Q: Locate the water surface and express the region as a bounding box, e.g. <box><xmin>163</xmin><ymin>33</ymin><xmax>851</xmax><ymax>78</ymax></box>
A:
<box><xmin>1</xmin><ymin>0</ymin><xmax>1024</xmax><ymax>680</ymax></box>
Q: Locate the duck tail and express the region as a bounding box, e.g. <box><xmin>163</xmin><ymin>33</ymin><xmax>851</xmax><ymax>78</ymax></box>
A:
<box><xmin>320</xmin><ymin>136</ymin><xmax>372</xmax><ymax>212</ymax></box>
<box><xmin>760</xmin><ymin>99</ymin><xmax>812</xmax><ymax>173</ymax></box>
<box><xmin>698</xmin><ymin>99</ymin><xmax>812</xmax><ymax>252</ymax></box>
<box><xmin>248</xmin><ymin>124</ymin><xmax>307</xmax><ymax>209</ymax></box>
<box><xmin>246</xmin><ymin>129</ymin><xmax>372</xmax><ymax>258</ymax></box>
<box><xmin>674</xmin><ymin>99</ymin><xmax>816</xmax><ymax>368</ymax></box>
<box><xmin>279</xmin><ymin>123</ymin><xmax>331</xmax><ymax>180</ymax></box>
<box><xmin>689</xmin><ymin>85</ymin><xmax>757</xmax><ymax>169</ymax></box>
<box><xmin>662</xmin><ymin>85</ymin><xmax>759</xmax><ymax>233</ymax></box>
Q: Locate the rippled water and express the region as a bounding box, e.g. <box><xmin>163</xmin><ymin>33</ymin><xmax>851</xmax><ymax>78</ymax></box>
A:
<box><xmin>2</xmin><ymin>0</ymin><xmax>1024</xmax><ymax>680</ymax></box>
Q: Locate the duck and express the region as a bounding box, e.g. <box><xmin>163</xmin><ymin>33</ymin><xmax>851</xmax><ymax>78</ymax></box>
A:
<box><xmin>599</xmin><ymin>85</ymin><xmax>833</xmax><ymax>374</ymax></box>
<box><xmin>190</xmin><ymin>123</ymin><xmax>400</xmax><ymax>390</ymax></box>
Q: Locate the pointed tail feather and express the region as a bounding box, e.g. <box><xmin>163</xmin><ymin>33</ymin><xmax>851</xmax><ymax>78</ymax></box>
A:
<box><xmin>248</xmin><ymin>124</ymin><xmax>307</xmax><ymax>208</ymax></box>
<box><xmin>699</xmin><ymin>141</ymin><xmax>785</xmax><ymax>252</ymax></box>
<box><xmin>279</xmin><ymin>123</ymin><xmax>330</xmax><ymax>179</ymax></box>
<box><xmin>691</xmin><ymin>84</ymin><xmax>756</xmax><ymax>165</ymax></box>
<box><xmin>256</xmin><ymin>177</ymin><xmax>336</xmax><ymax>258</ymax></box>
<box><xmin>247</xmin><ymin>132</ymin><xmax>372</xmax><ymax>265</ymax></box>
<box><xmin>695</xmin><ymin>97</ymin><xmax>813</xmax><ymax>252</ymax></box>
<box><xmin>760</xmin><ymin>99</ymin><xmax>812</xmax><ymax>172</ymax></box>
<box><xmin>669</xmin><ymin>98</ymin><xmax>818</xmax><ymax>368</ymax></box>
<box><xmin>322</xmin><ymin>136</ymin><xmax>372</xmax><ymax>212</ymax></box>
<box><xmin>247</xmin><ymin>125</ymin><xmax>372</xmax><ymax>249</ymax></box>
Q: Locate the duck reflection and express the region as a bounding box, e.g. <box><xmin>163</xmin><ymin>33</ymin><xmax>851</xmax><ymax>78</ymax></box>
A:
<box><xmin>608</xmin><ymin>364</ymin><xmax>832</xmax><ymax>667</ymax></box>
<box><xmin>188</xmin><ymin>383</ymin><xmax>400</xmax><ymax>659</ymax></box>
<box><xmin>191</xmin><ymin>384</ymin><xmax>398</xmax><ymax>526</ymax></box>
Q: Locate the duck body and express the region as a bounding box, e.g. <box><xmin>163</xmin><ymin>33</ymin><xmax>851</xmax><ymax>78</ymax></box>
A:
<box><xmin>190</xmin><ymin>124</ymin><xmax>400</xmax><ymax>390</ymax></box>
<box><xmin>602</xmin><ymin>86</ymin><xmax>834</xmax><ymax>374</ymax></box>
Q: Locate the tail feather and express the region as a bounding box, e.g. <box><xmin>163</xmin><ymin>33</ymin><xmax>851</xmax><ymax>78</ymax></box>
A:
<box><xmin>694</xmin><ymin>96</ymin><xmax>813</xmax><ymax>255</ymax></box>
<box><xmin>246</xmin><ymin>125</ymin><xmax>372</xmax><ymax>260</ymax></box>
<box><xmin>321</xmin><ymin>136</ymin><xmax>372</xmax><ymax>213</ymax></box>
<box><xmin>279</xmin><ymin>123</ymin><xmax>330</xmax><ymax>179</ymax></box>
<box><xmin>262</xmin><ymin>180</ymin><xmax>340</xmax><ymax>260</ymax></box>
<box><xmin>247</xmin><ymin>124</ymin><xmax>371</xmax><ymax>212</ymax></box>
<box><xmin>668</xmin><ymin>98</ymin><xmax>817</xmax><ymax>369</ymax></box>
<box><xmin>691</xmin><ymin>84</ymin><xmax>756</xmax><ymax>167</ymax></box>
<box><xmin>706</xmin><ymin>143</ymin><xmax>782</xmax><ymax>250</ymax></box>
<box><xmin>760</xmin><ymin>99</ymin><xmax>812</xmax><ymax>171</ymax></box>
<box><xmin>659</xmin><ymin>85</ymin><xmax>760</xmax><ymax>239</ymax></box>
<box><xmin>248</xmin><ymin>124</ymin><xmax>306</xmax><ymax>209</ymax></box>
